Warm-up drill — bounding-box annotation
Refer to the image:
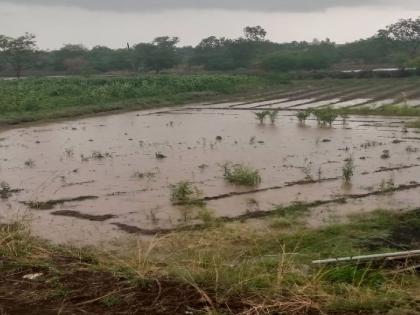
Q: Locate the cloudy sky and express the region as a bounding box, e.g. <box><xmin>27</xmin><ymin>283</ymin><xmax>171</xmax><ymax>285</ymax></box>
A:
<box><xmin>1</xmin><ymin>0</ymin><xmax>419</xmax><ymax>49</ymax></box>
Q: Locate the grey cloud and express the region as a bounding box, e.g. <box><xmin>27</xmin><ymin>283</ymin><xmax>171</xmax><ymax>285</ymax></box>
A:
<box><xmin>2</xmin><ymin>0</ymin><xmax>420</xmax><ymax>12</ymax></box>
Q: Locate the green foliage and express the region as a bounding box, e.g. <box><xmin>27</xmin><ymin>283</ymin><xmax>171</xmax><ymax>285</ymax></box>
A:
<box><xmin>342</xmin><ymin>157</ymin><xmax>355</xmax><ymax>183</ymax></box>
<box><xmin>223</xmin><ymin>163</ymin><xmax>262</xmax><ymax>186</ymax></box>
<box><xmin>170</xmin><ymin>181</ymin><xmax>204</xmax><ymax>206</ymax></box>
<box><xmin>267</xmin><ymin>110</ymin><xmax>279</xmax><ymax>124</ymax></box>
<box><xmin>296</xmin><ymin>110</ymin><xmax>311</xmax><ymax>124</ymax></box>
<box><xmin>0</xmin><ymin>75</ymin><xmax>263</xmax><ymax>123</ymax></box>
<box><xmin>322</xmin><ymin>265</ymin><xmax>385</xmax><ymax>287</ymax></box>
<box><xmin>254</xmin><ymin>110</ymin><xmax>270</xmax><ymax>124</ymax></box>
<box><xmin>312</xmin><ymin>107</ymin><xmax>338</xmax><ymax>126</ymax></box>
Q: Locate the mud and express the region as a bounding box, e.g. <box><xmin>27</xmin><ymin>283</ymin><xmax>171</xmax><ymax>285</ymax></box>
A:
<box><xmin>1</xmin><ymin>86</ymin><xmax>420</xmax><ymax>245</ymax></box>
<box><xmin>51</xmin><ymin>210</ymin><xmax>117</xmax><ymax>221</ymax></box>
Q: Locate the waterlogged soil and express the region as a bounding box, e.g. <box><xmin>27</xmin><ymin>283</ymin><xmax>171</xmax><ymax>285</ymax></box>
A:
<box><xmin>1</xmin><ymin>98</ymin><xmax>420</xmax><ymax>245</ymax></box>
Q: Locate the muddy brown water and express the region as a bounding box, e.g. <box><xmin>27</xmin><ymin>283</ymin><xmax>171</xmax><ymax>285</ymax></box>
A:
<box><xmin>1</xmin><ymin>102</ymin><xmax>420</xmax><ymax>245</ymax></box>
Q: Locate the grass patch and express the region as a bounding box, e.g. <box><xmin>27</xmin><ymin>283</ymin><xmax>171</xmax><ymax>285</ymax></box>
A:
<box><xmin>170</xmin><ymin>181</ymin><xmax>205</xmax><ymax>206</ymax></box>
<box><xmin>223</xmin><ymin>163</ymin><xmax>262</xmax><ymax>186</ymax></box>
<box><xmin>1</xmin><ymin>209</ymin><xmax>420</xmax><ymax>314</ymax></box>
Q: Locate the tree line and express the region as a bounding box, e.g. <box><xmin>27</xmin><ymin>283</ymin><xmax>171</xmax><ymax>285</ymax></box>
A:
<box><xmin>1</xmin><ymin>19</ymin><xmax>420</xmax><ymax>78</ymax></box>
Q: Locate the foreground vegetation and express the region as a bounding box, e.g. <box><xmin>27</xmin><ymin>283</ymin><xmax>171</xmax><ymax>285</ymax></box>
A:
<box><xmin>1</xmin><ymin>207</ymin><xmax>419</xmax><ymax>314</ymax></box>
<box><xmin>0</xmin><ymin>74</ymin><xmax>272</xmax><ymax>124</ymax></box>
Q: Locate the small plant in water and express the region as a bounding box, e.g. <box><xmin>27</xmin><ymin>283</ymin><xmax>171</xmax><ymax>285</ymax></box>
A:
<box><xmin>342</xmin><ymin>157</ymin><xmax>355</xmax><ymax>183</ymax></box>
<box><xmin>0</xmin><ymin>181</ymin><xmax>11</xmax><ymax>199</ymax></box>
<box><xmin>267</xmin><ymin>110</ymin><xmax>279</xmax><ymax>124</ymax></box>
<box><xmin>133</xmin><ymin>170</ymin><xmax>156</xmax><ymax>180</ymax></box>
<box><xmin>223</xmin><ymin>163</ymin><xmax>262</xmax><ymax>186</ymax></box>
<box><xmin>313</xmin><ymin>107</ymin><xmax>338</xmax><ymax>127</ymax></box>
<box><xmin>254</xmin><ymin>111</ymin><xmax>269</xmax><ymax>124</ymax></box>
<box><xmin>379</xmin><ymin>177</ymin><xmax>395</xmax><ymax>192</ymax></box>
<box><xmin>296</xmin><ymin>110</ymin><xmax>311</xmax><ymax>125</ymax></box>
<box><xmin>170</xmin><ymin>181</ymin><xmax>204</xmax><ymax>206</ymax></box>
<box><xmin>340</xmin><ymin>113</ymin><xmax>350</xmax><ymax>124</ymax></box>
<box><xmin>24</xmin><ymin>159</ymin><xmax>35</xmax><ymax>168</ymax></box>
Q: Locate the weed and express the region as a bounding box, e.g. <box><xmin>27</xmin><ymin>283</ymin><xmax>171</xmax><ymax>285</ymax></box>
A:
<box><xmin>64</xmin><ymin>148</ymin><xmax>74</xmax><ymax>158</ymax></box>
<box><xmin>302</xmin><ymin>158</ymin><xmax>313</xmax><ymax>180</ymax></box>
<box><xmin>379</xmin><ymin>177</ymin><xmax>395</xmax><ymax>192</ymax></box>
<box><xmin>24</xmin><ymin>159</ymin><xmax>35</xmax><ymax>168</ymax></box>
<box><xmin>170</xmin><ymin>181</ymin><xmax>204</xmax><ymax>207</ymax></box>
<box><xmin>313</xmin><ymin>107</ymin><xmax>338</xmax><ymax>127</ymax></box>
<box><xmin>155</xmin><ymin>152</ymin><xmax>167</xmax><ymax>159</ymax></box>
<box><xmin>296</xmin><ymin>110</ymin><xmax>311</xmax><ymax>124</ymax></box>
<box><xmin>342</xmin><ymin>157</ymin><xmax>355</xmax><ymax>183</ymax></box>
<box><xmin>381</xmin><ymin>150</ymin><xmax>390</xmax><ymax>159</ymax></box>
<box><xmin>267</xmin><ymin>110</ymin><xmax>279</xmax><ymax>124</ymax></box>
<box><xmin>133</xmin><ymin>170</ymin><xmax>157</xmax><ymax>180</ymax></box>
<box><xmin>197</xmin><ymin>208</ymin><xmax>218</xmax><ymax>227</ymax></box>
<box><xmin>101</xmin><ymin>295</ymin><xmax>121</xmax><ymax>307</ymax></box>
<box><xmin>223</xmin><ymin>163</ymin><xmax>262</xmax><ymax>186</ymax></box>
<box><xmin>0</xmin><ymin>181</ymin><xmax>11</xmax><ymax>199</ymax></box>
<box><xmin>254</xmin><ymin>111</ymin><xmax>270</xmax><ymax>124</ymax></box>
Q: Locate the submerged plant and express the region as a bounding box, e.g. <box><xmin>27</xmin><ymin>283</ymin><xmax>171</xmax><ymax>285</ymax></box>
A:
<box><xmin>296</xmin><ymin>110</ymin><xmax>311</xmax><ymax>125</ymax></box>
<box><xmin>24</xmin><ymin>159</ymin><xmax>35</xmax><ymax>168</ymax></box>
<box><xmin>342</xmin><ymin>157</ymin><xmax>355</xmax><ymax>183</ymax></box>
<box><xmin>0</xmin><ymin>181</ymin><xmax>11</xmax><ymax>199</ymax></box>
<box><xmin>254</xmin><ymin>111</ymin><xmax>270</xmax><ymax>124</ymax></box>
<box><xmin>313</xmin><ymin>107</ymin><xmax>338</xmax><ymax>127</ymax></box>
<box><xmin>223</xmin><ymin>163</ymin><xmax>262</xmax><ymax>186</ymax></box>
<box><xmin>267</xmin><ymin>110</ymin><xmax>279</xmax><ymax>124</ymax></box>
<box><xmin>170</xmin><ymin>181</ymin><xmax>204</xmax><ymax>206</ymax></box>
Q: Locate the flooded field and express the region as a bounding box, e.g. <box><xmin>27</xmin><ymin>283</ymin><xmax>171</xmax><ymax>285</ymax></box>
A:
<box><xmin>1</xmin><ymin>83</ymin><xmax>420</xmax><ymax>245</ymax></box>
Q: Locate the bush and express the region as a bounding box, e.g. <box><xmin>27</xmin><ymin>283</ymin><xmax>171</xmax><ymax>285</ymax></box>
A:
<box><xmin>170</xmin><ymin>181</ymin><xmax>204</xmax><ymax>206</ymax></box>
<box><xmin>223</xmin><ymin>163</ymin><xmax>262</xmax><ymax>186</ymax></box>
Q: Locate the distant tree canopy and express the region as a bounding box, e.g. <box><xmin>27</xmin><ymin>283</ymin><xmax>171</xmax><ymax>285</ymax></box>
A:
<box><xmin>0</xmin><ymin>33</ymin><xmax>37</xmax><ymax>77</ymax></box>
<box><xmin>1</xmin><ymin>19</ymin><xmax>419</xmax><ymax>77</ymax></box>
<box><xmin>377</xmin><ymin>17</ymin><xmax>420</xmax><ymax>56</ymax></box>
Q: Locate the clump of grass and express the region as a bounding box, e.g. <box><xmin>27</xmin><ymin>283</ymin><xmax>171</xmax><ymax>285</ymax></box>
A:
<box><xmin>0</xmin><ymin>181</ymin><xmax>11</xmax><ymax>199</ymax></box>
<box><xmin>223</xmin><ymin>163</ymin><xmax>262</xmax><ymax>186</ymax></box>
<box><xmin>91</xmin><ymin>151</ymin><xmax>112</xmax><ymax>160</ymax></box>
<box><xmin>254</xmin><ymin>111</ymin><xmax>270</xmax><ymax>124</ymax></box>
<box><xmin>267</xmin><ymin>110</ymin><xmax>279</xmax><ymax>124</ymax></box>
<box><xmin>313</xmin><ymin>107</ymin><xmax>338</xmax><ymax>127</ymax></box>
<box><xmin>81</xmin><ymin>151</ymin><xmax>112</xmax><ymax>161</ymax></box>
<box><xmin>296</xmin><ymin>110</ymin><xmax>311</xmax><ymax>124</ymax></box>
<box><xmin>170</xmin><ymin>181</ymin><xmax>204</xmax><ymax>206</ymax></box>
<box><xmin>381</xmin><ymin>150</ymin><xmax>390</xmax><ymax>159</ymax></box>
<box><xmin>379</xmin><ymin>177</ymin><xmax>395</xmax><ymax>192</ymax></box>
<box><xmin>132</xmin><ymin>170</ymin><xmax>157</xmax><ymax>179</ymax></box>
<box><xmin>406</xmin><ymin>119</ymin><xmax>420</xmax><ymax>129</ymax></box>
<box><xmin>342</xmin><ymin>157</ymin><xmax>355</xmax><ymax>183</ymax></box>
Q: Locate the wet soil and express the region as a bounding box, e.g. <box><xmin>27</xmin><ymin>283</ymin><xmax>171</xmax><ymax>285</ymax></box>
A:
<box><xmin>0</xmin><ymin>256</ymin><xmax>242</xmax><ymax>315</ymax></box>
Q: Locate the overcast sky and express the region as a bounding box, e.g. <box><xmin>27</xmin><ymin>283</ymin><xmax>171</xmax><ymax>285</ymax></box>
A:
<box><xmin>1</xmin><ymin>0</ymin><xmax>420</xmax><ymax>49</ymax></box>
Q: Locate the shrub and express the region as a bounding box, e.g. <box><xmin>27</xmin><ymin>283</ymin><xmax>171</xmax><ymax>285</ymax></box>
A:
<box><xmin>313</xmin><ymin>107</ymin><xmax>338</xmax><ymax>126</ymax></box>
<box><xmin>254</xmin><ymin>111</ymin><xmax>270</xmax><ymax>124</ymax></box>
<box><xmin>342</xmin><ymin>157</ymin><xmax>355</xmax><ymax>183</ymax></box>
<box><xmin>267</xmin><ymin>110</ymin><xmax>279</xmax><ymax>124</ymax></box>
<box><xmin>296</xmin><ymin>110</ymin><xmax>311</xmax><ymax>124</ymax></box>
<box><xmin>223</xmin><ymin>163</ymin><xmax>262</xmax><ymax>186</ymax></box>
<box><xmin>170</xmin><ymin>181</ymin><xmax>204</xmax><ymax>206</ymax></box>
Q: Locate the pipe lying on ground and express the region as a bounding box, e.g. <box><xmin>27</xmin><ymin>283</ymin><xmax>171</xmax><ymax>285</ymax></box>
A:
<box><xmin>312</xmin><ymin>250</ymin><xmax>420</xmax><ymax>265</ymax></box>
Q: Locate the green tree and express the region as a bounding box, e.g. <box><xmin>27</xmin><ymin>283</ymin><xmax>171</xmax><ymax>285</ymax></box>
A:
<box><xmin>0</xmin><ymin>33</ymin><xmax>37</xmax><ymax>78</ymax></box>
<box><xmin>244</xmin><ymin>26</ymin><xmax>267</xmax><ymax>41</ymax></box>
<box><xmin>377</xmin><ymin>17</ymin><xmax>420</xmax><ymax>56</ymax></box>
<box><xmin>134</xmin><ymin>37</ymin><xmax>180</xmax><ymax>73</ymax></box>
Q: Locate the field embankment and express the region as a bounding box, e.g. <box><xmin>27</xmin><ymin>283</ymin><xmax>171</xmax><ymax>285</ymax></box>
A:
<box><xmin>1</xmin><ymin>209</ymin><xmax>419</xmax><ymax>314</ymax></box>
